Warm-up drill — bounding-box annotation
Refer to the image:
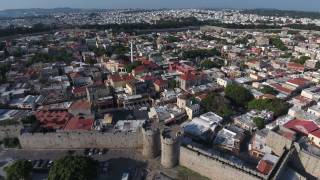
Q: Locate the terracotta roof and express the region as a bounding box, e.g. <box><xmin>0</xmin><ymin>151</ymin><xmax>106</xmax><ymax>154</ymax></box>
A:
<box><xmin>141</xmin><ymin>75</ymin><xmax>156</xmax><ymax>81</ymax></box>
<box><xmin>287</xmin><ymin>78</ymin><xmax>309</xmax><ymax>87</ymax></box>
<box><xmin>287</xmin><ymin>63</ymin><xmax>305</xmax><ymax>71</ymax></box>
<box><xmin>35</xmin><ymin>110</ymin><xmax>71</xmax><ymax>129</ymax></box>
<box><xmin>69</xmin><ymin>72</ymin><xmax>82</xmax><ymax>79</ymax></box>
<box><xmin>72</xmin><ymin>86</ymin><xmax>87</xmax><ymax>94</ymax></box>
<box><xmin>310</xmin><ymin>129</ymin><xmax>320</xmax><ymax>138</ymax></box>
<box><xmin>64</xmin><ymin>117</ymin><xmax>94</xmax><ymax>131</ymax></box>
<box><xmin>154</xmin><ymin>79</ymin><xmax>168</xmax><ymax>86</ymax></box>
<box><xmin>270</xmin><ymin>83</ymin><xmax>293</xmax><ymax>95</ymax></box>
<box><xmin>109</xmin><ymin>74</ymin><xmax>134</xmax><ymax>82</ymax></box>
<box><xmin>257</xmin><ymin>160</ymin><xmax>273</xmax><ymax>175</ymax></box>
<box><xmin>69</xmin><ymin>100</ymin><xmax>91</xmax><ymax>110</ymax></box>
<box><xmin>284</xmin><ymin>119</ymin><xmax>319</xmax><ymax>135</ymax></box>
<box><xmin>133</xmin><ymin>65</ymin><xmax>146</xmax><ymax>73</ymax></box>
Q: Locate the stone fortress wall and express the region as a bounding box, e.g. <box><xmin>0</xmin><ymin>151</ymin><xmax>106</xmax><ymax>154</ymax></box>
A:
<box><xmin>12</xmin><ymin>124</ymin><xmax>320</xmax><ymax>180</ymax></box>
<box><xmin>19</xmin><ymin>130</ymin><xmax>143</xmax><ymax>149</ymax></box>
<box><xmin>179</xmin><ymin>145</ymin><xmax>265</xmax><ymax>180</ymax></box>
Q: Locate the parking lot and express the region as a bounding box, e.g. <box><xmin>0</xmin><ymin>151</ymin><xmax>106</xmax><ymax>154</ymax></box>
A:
<box><xmin>0</xmin><ymin>148</ymin><xmax>153</xmax><ymax>180</ymax></box>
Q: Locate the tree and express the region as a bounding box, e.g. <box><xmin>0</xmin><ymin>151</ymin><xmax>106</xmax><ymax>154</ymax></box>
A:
<box><xmin>3</xmin><ymin>137</ymin><xmax>20</xmax><ymax>148</ymax></box>
<box><xmin>4</xmin><ymin>160</ymin><xmax>32</xmax><ymax>180</ymax></box>
<box><xmin>248</xmin><ymin>99</ymin><xmax>290</xmax><ymax>117</ymax></box>
<box><xmin>21</xmin><ymin>115</ymin><xmax>38</xmax><ymax>125</ymax></box>
<box><xmin>291</xmin><ymin>56</ymin><xmax>310</xmax><ymax>65</ymax></box>
<box><xmin>182</xmin><ymin>48</ymin><xmax>221</xmax><ymax>59</ymax></box>
<box><xmin>93</xmin><ymin>47</ymin><xmax>106</xmax><ymax>57</ymax></box>
<box><xmin>168</xmin><ymin>80</ymin><xmax>177</xmax><ymax>89</ymax></box>
<box><xmin>269</xmin><ymin>37</ymin><xmax>288</xmax><ymax>51</ymax></box>
<box><xmin>253</xmin><ymin>117</ymin><xmax>265</xmax><ymax>130</ymax></box>
<box><xmin>225</xmin><ymin>84</ymin><xmax>254</xmax><ymax>107</ymax></box>
<box><xmin>260</xmin><ymin>86</ymin><xmax>278</xmax><ymax>95</ymax></box>
<box><xmin>200</xmin><ymin>59</ymin><xmax>224</xmax><ymax>69</ymax></box>
<box><xmin>125</xmin><ymin>61</ymin><xmax>141</xmax><ymax>73</ymax></box>
<box><xmin>201</xmin><ymin>92</ymin><xmax>233</xmax><ymax>118</ymax></box>
<box><xmin>48</xmin><ymin>156</ymin><xmax>99</xmax><ymax>180</ymax></box>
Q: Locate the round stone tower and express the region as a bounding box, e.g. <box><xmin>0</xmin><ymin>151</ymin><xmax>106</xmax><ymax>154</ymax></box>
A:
<box><xmin>161</xmin><ymin>127</ymin><xmax>182</xmax><ymax>168</ymax></box>
<box><xmin>142</xmin><ymin>121</ymin><xmax>160</xmax><ymax>159</ymax></box>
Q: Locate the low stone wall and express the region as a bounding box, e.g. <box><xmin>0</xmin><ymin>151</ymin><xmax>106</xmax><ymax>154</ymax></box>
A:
<box><xmin>179</xmin><ymin>146</ymin><xmax>264</xmax><ymax>180</ymax></box>
<box><xmin>19</xmin><ymin>130</ymin><xmax>143</xmax><ymax>149</ymax></box>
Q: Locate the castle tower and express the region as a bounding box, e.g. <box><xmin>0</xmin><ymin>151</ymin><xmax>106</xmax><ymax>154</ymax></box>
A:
<box><xmin>161</xmin><ymin>127</ymin><xmax>182</xmax><ymax>168</ymax></box>
<box><xmin>142</xmin><ymin>121</ymin><xmax>160</xmax><ymax>159</ymax></box>
<box><xmin>130</xmin><ymin>41</ymin><xmax>134</xmax><ymax>63</ymax></box>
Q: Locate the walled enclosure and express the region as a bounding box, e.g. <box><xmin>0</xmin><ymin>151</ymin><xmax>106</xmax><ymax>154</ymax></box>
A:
<box><xmin>179</xmin><ymin>146</ymin><xmax>264</xmax><ymax>180</ymax></box>
<box><xmin>19</xmin><ymin>130</ymin><xmax>143</xmax><ymax>149</ymax></box>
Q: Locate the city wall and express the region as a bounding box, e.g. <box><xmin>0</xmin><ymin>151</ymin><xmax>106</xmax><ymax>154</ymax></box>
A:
<box><xmin>179</xmin><ymin>145</ymin><xmax>264</xmax><ymax>180</ymax></box>
<box><xmin>19</xmin><ymin>130</ymin><xmax>143</xmax><ymax>149</ymax></box>
<box><xmin>290</xmin><ymin>143</ymin><xmax>320</xmax><ymax>179</ymax></box>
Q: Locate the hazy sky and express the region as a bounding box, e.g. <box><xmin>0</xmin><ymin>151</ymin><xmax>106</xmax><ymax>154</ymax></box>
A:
<box><xmin>0</xmin><ymin>0</ymin><xmax>320</xmax><ymax>11</ymax></box>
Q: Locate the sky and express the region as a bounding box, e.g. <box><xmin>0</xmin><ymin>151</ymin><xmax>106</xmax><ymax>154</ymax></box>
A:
<box><xmin>0</xmin><ymin>0</ymin><xmax>320</xmax><ymax>11</ymax></box>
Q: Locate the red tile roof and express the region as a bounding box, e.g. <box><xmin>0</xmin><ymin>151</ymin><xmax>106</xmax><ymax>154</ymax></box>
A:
<box><xmin>270</xmin><ymin>83</ymin><xmax>293</xmax><ymax>95</ymax></box>
<box><xmin>69</xmin><ymin>72</ymin><xmax>82</xmax><ymax>79</ymax></box>
<box><xmin>287</xmin><ymin>63</ymin><xmax>305</xmax><ymax>71</ymax></box>
<box><xmin>287</xmin><ymin>78</ymin><xmax>309</xmax><ymax>87</ymax></box>
<box><xmin>284</xmin><ymin>119</ymin><xmax>319</xmax><ymax>135</ymax></box>
<box><xmin>257</xmin><ymin>160</ymin><xmax>273</xmax><ymax>175</ymax></box>
<box><xmin>141</xmin><ymin>75</ymin><xmax>156</xmax><ymax>81</ymax></box>
<box><xmin>64</xmin><ymin>117</ymin><xmax>94</xmax><ymax>131</ymax></box>
<box><xmin>72</xmin><ymin>86</ymin><xmax>87</xmax><ymax>94</ymax></box>
<box><xmin>109</xmin><ymin>74</ymin><xmax>134</xmax><ymax>83</ymax></box>
<box><xmin>69</xmin><ymin>100</ymin><xmax>91</xmax><ymax>110</ymax></box>
<box><xmin>154</xmin><ymin>79</ymin><xmax>168</xmax><ymax>86</ymax></box>
<box><xmin>36</xmin><ymin>110</ymin><xmax>71</xmax><ymax>129</ymax></box>
<box><xmin>133</xmin><ymin>65</ymin><xmax>146</xmax><ymax>73</ymax></box>
<box><xmin>310</xmin><ymin>129</ymin><xmax>320</xmax><ymax>138</ymax></box>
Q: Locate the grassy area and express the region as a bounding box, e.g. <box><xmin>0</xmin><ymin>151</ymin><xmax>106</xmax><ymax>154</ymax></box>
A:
<box><xmin>176</xmin><ymin>166</ymin><xmax>210</xmax><ymax>180</ymax></box>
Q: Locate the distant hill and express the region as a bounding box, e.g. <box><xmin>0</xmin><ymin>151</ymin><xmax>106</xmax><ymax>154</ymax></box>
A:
<box><xmin>241</xmin><ymin>9</ymin><xmax>320</xmax><ymax>19</ymax></box>
<box><xmin>0</xmin><ymin>8</ymin><xmax>93</xmax><ymax>17</ymax></box>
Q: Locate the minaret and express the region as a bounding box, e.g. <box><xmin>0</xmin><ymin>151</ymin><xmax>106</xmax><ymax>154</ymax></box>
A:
<box><xmin>130</xmin><ymin>41</ymin><xmax>134</xmax><ymax>63</ymax></box>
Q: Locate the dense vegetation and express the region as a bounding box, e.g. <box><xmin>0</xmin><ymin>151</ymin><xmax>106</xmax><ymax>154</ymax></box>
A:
<box><xmin>21</xmin><ymin>115</ymin><xmax>38</xmax><ymax>125</ymax></box>
<box><xmin>253</xmin><ymin>117</ymin><xmax>265</xmax><ymax>130</ymax></box>
<box><xmin>248</xmin><ymin>98</ymin><xmax>290</xmax><ymax>117</ymax></box>
<box><xmin>125</xmin><ymin>61</ymin><xmax>142</xmax><ymax>73</ymax></box>
<box><xmin>225</xmin><ymin>84</ymin><xmax>254</xmax><ymax>107</ymax></box>
<box><xmin>0</xmin><ymin>63</ymin><xmax>11</xmax><ymax>83</ymax></box>
<box><xmin>182</xmin><ymin>48</ymin><xmax>221</xmax><ymax>59</ymax></box>
<box><xmin>200</xmin><ymin>59</ymin><xmax>224</xmax><ymax>69</ymax></box>
<box><xmin>27</xmin><ymin>48</ymin><xmax>73</xmax><ymax>66</ymax></box>
<box><xmin>3</xmin><ymin>137</ymin><xmax>20</xmax><ymax>148</ymax></box>
<box><xmin>0</xmin><ymin>23</ymin><xmax>57</xmax><ymax>38</ymax></box>
<box><xmin>105</xmin><ymin>45</ymin><xmax>129</xmax><ymax>56</ymax></box>
<box><xmin>48</xmin><ymin>156</ymin><xmax>99</xmax><ymax>180</ymax></box>
<box><xmin>2</xmin><ymin>17</ymin><xmax>320</xmax><ymax>38</ymax></box>
<box><xmin>269</xmin><ymin>37</ymin><xmax>288</xmax><ymax>51</ymax></box>
<box><xmin>4</xmin><ymin>160</ymin><xmax>33</xmax><ymax>180</ymax></box>
<box><xmin>201</xmin><ymin>92</ymin><xmax>233</xmax><ymax>119</ymax></box>
<box><xmin>168</xmin><ymin>80</ymin><xmax>178</xmax><ymax>89</ymax></box>
<box><xmin>291</xmin><ymin>56</ymin><xmax>311</xmax><ymax>65</ymax></box>
<box><xmin>260</xmin><ymin>86</ymin><xmax>278</xmax><ymax>95</ymax></box>
<box><xmin>164</xmin><ymin>35</ymin><xmax>181</xmax><ymax>43</ymax></box>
